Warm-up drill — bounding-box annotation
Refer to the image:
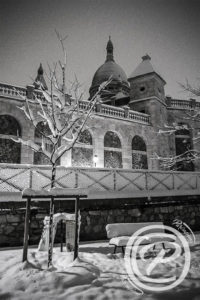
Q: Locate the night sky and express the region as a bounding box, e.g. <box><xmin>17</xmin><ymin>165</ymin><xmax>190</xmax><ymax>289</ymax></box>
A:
<box><xmin>0</xmin><ymin>0</ymin><xmax>200</xmax><ymax>99</ymax></box>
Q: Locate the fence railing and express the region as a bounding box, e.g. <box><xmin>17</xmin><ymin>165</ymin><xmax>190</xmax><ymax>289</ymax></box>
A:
<box><xmin>0</xmin><ymin>164</ymin><xmax>199</xmax><ymax>200</ymax></box>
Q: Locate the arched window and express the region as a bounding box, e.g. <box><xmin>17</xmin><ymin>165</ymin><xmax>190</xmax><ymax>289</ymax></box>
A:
<box><xmin>132</xmin><ymin>136</ymin><xmax>148</xmax><ymax>169</ymax></box>
<box><xmin>34</xmin><ymin>122</ymin><xmax>52</xmax><ymax>165</ymax></box>
<box><xmin>175</xmin><ymin>124</ymin><xmax>194</xmax><ymax>171</ymax></box>
<box><xmin>104</xmin><ymin>131</ymin><xmax>122</xmax><ymax>168</ymax></box>
<box><xmin>0</xmin><ymin>115</ymin><xmax>21</xmax><ymax>163</ymax></box>
<box><xmin>72</xmin><ymin>130</ymin><xmax>93</xmax><ymax>167</ymax></box>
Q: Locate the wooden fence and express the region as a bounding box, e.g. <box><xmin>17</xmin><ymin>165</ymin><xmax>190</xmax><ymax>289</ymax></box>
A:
<box><xmin>0</xmin><ymin>164</ymin><xmax>200</xmax><ymax>200</ymax></box>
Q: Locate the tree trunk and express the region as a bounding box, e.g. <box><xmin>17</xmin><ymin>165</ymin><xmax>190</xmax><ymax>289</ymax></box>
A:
<box><xmin>22</xmin><ymin>197</ymin><xmax>31</xmax><ymax>262</ymax></box>
<box><xmin>48</xmin><ymin>163</ymin><xmax>56</xmax><ymax>267</ymax></box>
<box><xmin>74</xmin><ymin>196</ymin><xmax>80</xmax><ymax>260</ymax></box>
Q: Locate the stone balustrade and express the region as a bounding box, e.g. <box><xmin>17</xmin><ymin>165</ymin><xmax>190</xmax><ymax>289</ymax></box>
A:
<box><xmin>167</xmin><ymin>97</ymin><xmax>200</xmax><ymax>110</ymax></box>
<box><xmin>101</xmin><ymin>104</ymin><xmax>125</xmax><ymax>118</ymax></box>
<box><xmin>0</xmin><ymin>82</ymin><xmax>26</xmax><ymax>100</ymax></box>
<box><xmin>78</xmin><ymin>100</ymin><xmax>150</xmax><ymax>124</ymax></box>
<box><xmin>78</xmin><ymin>100</ymin><xmax>89</xmax><ymax>110</ymax></box>
<box><xmin>0</xmin><ymin>81</ymin><xmax>151</xmax><ymax>125</ymax></box>
<box><xmin>129</xmin><ymin>110</ymin><xmax>150</xmax><ymax>124</ymax></box>
<box><xmin>33</xmin><ymin>89</ymin><xmax>44</xmax><ymax>100</ymax></box>
<box><xmin>2</xmin><ymin>82</ymin><xmax>200</xmax><ymax>126</ymax></box>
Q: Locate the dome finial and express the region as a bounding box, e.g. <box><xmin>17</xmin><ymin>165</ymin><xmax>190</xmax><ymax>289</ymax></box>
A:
<box><xmin>34</xmin><ymin>63</ymin><xmax>48</xmax><ymax>90</ymax></box>
<box><xmin>106</xmin><ymin>36</ymin><xmax>114</xmax><ymax>62</ymax></box>
<box><xmin>38</xmin><ymin>63</ymin><xmax>44</xmax><ymax>75</ymax></box>
<box><xmin>142</xmin><ymin>54</ymin><xmax>151</xmax><ymax>61</ymax></box>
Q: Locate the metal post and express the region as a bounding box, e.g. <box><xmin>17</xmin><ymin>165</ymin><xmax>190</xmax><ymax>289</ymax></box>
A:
<box><xmin>48</xmin><ymin>196</ymin><xmax>54</xmax><ymax>267</ymax></box>
<box><xmin>22</xmin><ymin>197</ymin><xmax>31</xmax><ymax>262</ymax></box>
<box><xmin>74</xmin><ymin>196</ymin><xmax>80</xmax><ymax>260</ymax></box>
<box><xmin>60</xmin><ymin>220</ymin><xmax>63</xmax><ymax>252</ymax></box>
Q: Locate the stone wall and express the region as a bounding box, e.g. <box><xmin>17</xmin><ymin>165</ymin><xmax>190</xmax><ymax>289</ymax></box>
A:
<box><xmin>1</xmin><ymin>83</ymin><xmax>200</xmax><ymax>172</ymax></box>
<box><xmin>81</xmin><ymin>202</ymin><xmax>200</xmax><ymax>240</ymax></box>
<box><xmin>129</xmin><ymin>74</ymin><xmax>165</xmax><ymax>102</ymax></box>
<box><xmin>0</xmin><ymin>96</ymin><xmax>158</xmax><ymax>170</ymax></box>
<box><xmin>0</xmin><ymin>196</ymin><xmax>200</xmax><ymax>247</ymax></box>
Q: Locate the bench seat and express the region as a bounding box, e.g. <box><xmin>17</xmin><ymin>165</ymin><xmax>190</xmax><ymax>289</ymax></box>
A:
<box><xmin>106</xmin><ymin>222</ymin><xmax>175</xmax><ymax>253</ymax></box>
<box><xmin>109</xmin><ymin>234</ymin><xmax>175</xmax><ymax>247</ymax></box>
<box><xmin>109</xmin><ymin>236</ymin><xmax>130</xmax><ymax>247</ymax></box>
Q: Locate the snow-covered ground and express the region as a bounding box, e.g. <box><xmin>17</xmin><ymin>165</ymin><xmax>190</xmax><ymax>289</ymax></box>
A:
<box><xmin>0</xmin><ymin>238</ymin><xmax>200</xmax><ymax>300</ymax></box>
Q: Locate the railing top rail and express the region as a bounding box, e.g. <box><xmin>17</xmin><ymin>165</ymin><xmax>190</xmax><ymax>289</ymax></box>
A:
<box><xmin>129</xmin><ymin>110</ymin><xmax>150</xmax><ymax>117</ymax></box>
<box><xmin>170</xmin><ymin>98</ymin><xmax>190</xmax><ymax>102</ymax></box>
<box><xmin>0</xmin><ymin>82</ymin><xmax>27</xmax><ymax>90</ymax></box>
<box><xmin>100</xmin><ymin>103</ymin><xmax>150</xmax><ymax>116</ymax></box>
<box><xmin>78</xmin><ymin>99</ymin><xmax>90</xmax><ymax>104</ymax></box>
<box><xmin>167</xmin><ymin>98</ymin><xmax>200</xmax><ymax>110</ymax></box>
<box><xmin>0</xmin><ymin>163</ymin><xmax>199</xmax><ymax>175</ymax></box>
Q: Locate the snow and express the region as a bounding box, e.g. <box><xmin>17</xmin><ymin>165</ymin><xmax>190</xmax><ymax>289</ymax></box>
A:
<box><xmin>22</xmin><ymin>188</ymin><xmax>88</xmax><ymax>197</ymax></box>
<box><xmin>38</xmin><ymin>213</ymin><xmax>78</xmax><ymax>251</ymax></box>
<box><xmin>0</xmin><ymin>238</ymin><xmax>200</xmax><ymax>300</ymax></box>
<box><xmin>129</xmin><ymin>55</ymin><xmax>164</xmax><ymax>82</ymax></box>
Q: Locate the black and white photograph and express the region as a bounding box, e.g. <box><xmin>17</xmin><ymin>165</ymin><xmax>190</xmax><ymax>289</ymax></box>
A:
<box><xmin>0</xmin><ymin>0</ymin><xmax>200</xmax><ymax>299</ymax></box>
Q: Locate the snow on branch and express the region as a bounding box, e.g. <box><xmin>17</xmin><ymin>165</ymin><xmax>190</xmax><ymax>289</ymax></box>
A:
<box><xmin>11</xmin><ymin>30</ymin><xmax>113</xmax><ymax>268</ymax></box>
<box><xmin>10</xmin><ymin>29</ymin><xmax>113</xmax><ymax>175</ymax></box>
<box><xmin>152</xmin><ymin>149</ymin><xmax>200</xmax><ymax>170</ymax></box>
<box><xmin>179</xmin><ymin>79</ymin><xmax>200</xmax><ymax>97</ymax></box>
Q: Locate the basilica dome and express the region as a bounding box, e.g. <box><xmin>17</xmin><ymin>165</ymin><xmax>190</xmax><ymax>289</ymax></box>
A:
<box><xmin>91</xmin><ymin>61</ymin><xmax>128</xmax><ymax>88</ymax></box>
<box><xmin>89</xmin><ymin>37</ymin><xmax>130</xmax><ymax>100</ymax></box>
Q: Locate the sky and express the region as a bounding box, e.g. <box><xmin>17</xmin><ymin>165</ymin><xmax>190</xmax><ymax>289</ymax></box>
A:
<box><xmin>0</xmin><ymin>0</ymin><xmax>200</xmax><ymax>99</ymax></box>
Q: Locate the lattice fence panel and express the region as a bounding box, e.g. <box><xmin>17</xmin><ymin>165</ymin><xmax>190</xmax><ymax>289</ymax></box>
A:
<box><xmin>116</xmin><ymin>171</ymin><xmax>146</xmax><ymax>192</ymax></box>
<box><xmin>174</xmin><ymin>173</ymin><xmax>197</xmax><ymax>190</ymax></box>
<box><xmin>55</xmin><ymin>169</ymin><xmax>76</xmax><ymax>189</ymax></box>
<box><xmin>148</xmin><ymin>173</ymin><xmax>173</xmax><ymax>191</ymax></box>
<box><xmin>0</xmin><ymin>168</ymin><xmax>30</xmax><ymax>192</ymax></box>
<box><xmin>77</xmin><ymin>169</ymin><xmax>114</xmax><ymax>192</ymax></box>
<box><xmin>0</xmin><ymin>181</ymin><xmax>19</xmax><ymax>192</ymax></box>
<box><xmin>31</xmin><ymin>169</ymin><xmax>51</xmax><ymax>190</ymax></box>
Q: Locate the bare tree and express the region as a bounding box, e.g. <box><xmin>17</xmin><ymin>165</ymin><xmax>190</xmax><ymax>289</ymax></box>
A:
<box><xmin>12</xmin><ymin>32</ymin><xmax>111</xmax><ymax>267</ymax></box>
<box><xmin>180</xmin><ymin>79</ymin><xmax>200</xmax><ymax>97</ymax></box>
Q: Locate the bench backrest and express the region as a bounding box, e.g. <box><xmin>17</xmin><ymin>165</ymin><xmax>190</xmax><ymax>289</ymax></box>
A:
<box><xmin>106</xmin><ymin>222</ymin><xmax>164</xmax><ymax>239</ymax></box>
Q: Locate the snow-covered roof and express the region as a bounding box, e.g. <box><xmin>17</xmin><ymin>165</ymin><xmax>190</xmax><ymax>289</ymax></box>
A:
<box><xmin>128</xmin><ymin>54</ymin><xmax>165</xmax><ymax>83</ymax></box>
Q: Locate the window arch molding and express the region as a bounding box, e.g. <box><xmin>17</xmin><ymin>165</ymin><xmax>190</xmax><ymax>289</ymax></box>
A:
<box><xmin>77</xmin><ymin>129</ymin><xmax>93</xmax><ymax>146</ymax></box>
<box><xmin>104</xmin><ymin>131</ymin><xmax>123</xmax><ymax>168</ymax></box>
<box><xmin>132</xmin><ymin>135</ymin><xmax>147</xmax><ymax>152</ymax></box>
<box><xmin>0</xmin><ymin>114</ymin><xmax>22</xmax><ymax>163</ymax></box>
<box><xmin>0</xmin><ymin>113</ymin><xmax>22</xmax><ymax>136</ymax></box>
<box><xmin>132</xmin><ymin>135</ymin><xmax>148</xmax><ymax>169</ymax></box>
<box><xmin>72</xmin><ymin>129</ymin><xmax>94</xmax><ymax>167</ymax></box>
<box><xmin>104</xmin><ymin>130</ymin><xmax>122</xmax><ymax>149</ymax></box>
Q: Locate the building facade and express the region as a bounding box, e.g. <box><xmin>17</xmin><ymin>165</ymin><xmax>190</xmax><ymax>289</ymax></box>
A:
<box><xmin>0</xmin><ymin>38</ymin><xmax>199</xmax><ymax>171</ymax></box>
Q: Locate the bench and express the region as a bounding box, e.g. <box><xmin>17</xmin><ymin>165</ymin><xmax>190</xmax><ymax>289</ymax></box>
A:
<box><xmin>106</xmin><ymin>222</ymin><xmax>174</xmax><ymax>254</ymax></box>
